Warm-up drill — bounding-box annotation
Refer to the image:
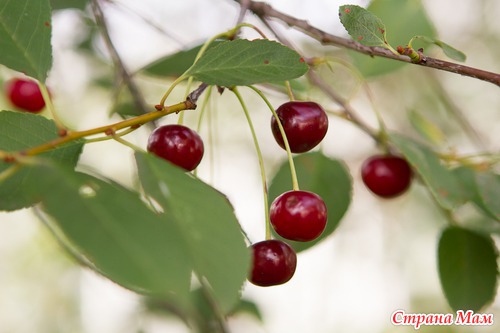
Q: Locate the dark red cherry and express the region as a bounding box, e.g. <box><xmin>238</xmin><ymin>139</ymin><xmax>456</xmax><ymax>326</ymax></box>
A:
<box><xmin>5</xmin><ymin>78</ymin><xmax>46</xmax><ymax>113</ymax></box>
<box><xmin>271</xmin><ymin>101</ymin><xmax>328</xmax><ymax>153</ymax></box>
<box><xmin>270</xmin><ymin>190</ymin><xmax>327</xmax><ymax>242</ymax></box>
<box><xmin>147</xmin><ymin>124</ymin><xmax>204</xmax><ymax>171</ymax></box>
<box><xmin>249</xmin><ymin>239</ymin><xmax>297</xmax><ymax>287</ymax></box>
<box><xmin>361</xmin><ymin>155</ymin><xmax>413</xmax><ymax>198</ymax></box>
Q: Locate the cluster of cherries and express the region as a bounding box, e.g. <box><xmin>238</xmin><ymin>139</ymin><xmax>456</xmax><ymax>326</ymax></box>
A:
<box><xmin>4</xmin><ymin>78</ymin><xmax>414</xmax><ymax>288</ymax></box>
<box><xmin>147</xmin><ymin>101</ymin><xmax>330</xmax><ymax>287</ymax></box>
<box><xmin>148</xmin><ymin>100</ymin><xmax>413</xmax><ymax>288</ymax></box>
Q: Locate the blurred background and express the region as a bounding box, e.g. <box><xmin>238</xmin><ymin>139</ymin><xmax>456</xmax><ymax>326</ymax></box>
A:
<box><xmin>0</xmin><ymin>0</ymin><xmax>499</xmax><ymax>332</ymax></box>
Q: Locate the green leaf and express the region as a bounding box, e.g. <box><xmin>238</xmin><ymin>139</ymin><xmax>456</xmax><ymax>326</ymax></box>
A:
<box><xmin>438</xmin><ymin>227</ymin><xmax>498</xmax><ymax>311</ymax></box>
<box><xmin>0</xmin><ymin>0</ymin><xmax>53</xmax><ymax>82</ymax></box>
<box><xmin>135</xmin><ymin>152</ymin><xmax>250</xmax><ymax>314</ymax></box>
<box><xmin>268</xmin><ymin>152</ymin><xmax>352</xmax><ymax>252</ymax></box>
<box><xmin>339</xmin><ymin>5</ymin><xmax>389</xmax><ymax>47</ymax></box>
<box><xmin>142</xmin><ymin>41</ymin><xmax>222</xmax><ymax>78</ymax></box>
<box><xmin>412</xmin><ymin>36</ymin><xmax>466</xmax><ymax>62</ymax></box>
<box><xmin>50</xmin><ymin>0</ymin><xmax>88</xmax><ymax>10</ymax></box>
<box><xmin>28</xmin><ymin>161</ymin><xmax>192</xmax><ymax>302</ymax></box>
<box><xmin>408</xmin><ymin>110</ymin><xmax>446</xmax><ymax>145</ymax></box>
<box><xmin>390</xmin><ymin>134</ymin><xmax>465</xmax><ymax>210</ymax></box>
<box><xmin>186</xmin><ymin>39</ymin><xmax>308</xmax><ymax>87</ymax></box>
<box><xmin>472</xmin><ymin>172</ymin><xmax>500</xmax><ymax>222</ymax></box>
<box><xmin>0</xmin><ymin>111</ymin><xmax>83</xmax><ymax>211</ymax></box>
<box><xmin>348</xmin><ymin>0</ymin><xmax>436</xmax><ymax>77</ymax></box>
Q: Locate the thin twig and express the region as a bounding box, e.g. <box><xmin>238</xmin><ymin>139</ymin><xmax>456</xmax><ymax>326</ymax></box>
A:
<box><xmin>307</xmin><ymin>70</ymin><xmax>380</xmax><ymax>142</ymax></box>
<box><xmin>91</xmin><ymin>0</ymin><xmax>154</xmax><ymax>126</ymax></box>
<box><xmin>235</xmin><ymin>0</ymin><xmax>500</xmax><ymax>87</ymax></box>
<box><xmin>235</xmin><ymin>0</ymin><xmax>251</xmax><ymax>26</ymax></box>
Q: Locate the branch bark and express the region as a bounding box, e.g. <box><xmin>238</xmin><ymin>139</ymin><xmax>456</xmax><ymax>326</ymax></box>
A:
<box><xmin>91</xmin><ymin>0</ymin><xmax>155</xmax><ymax>125</ymax></box>
<box><xmin>234</xmin><ymin>0</ymin><xmax>500</xmax><ymax>87</ymax></box>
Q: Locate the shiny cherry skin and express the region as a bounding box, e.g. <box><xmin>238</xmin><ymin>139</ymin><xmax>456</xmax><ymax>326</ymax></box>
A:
<box><xmin>361</xmin><ymin>155</ymin><xmax>413</xmax><ymax>198</ymax></box>
<box><xmin>5</xmin><ymin>78</ymin><xmax>46</xmax><ymax>113</ymax></box>
<box><xmin>249</xmin><ymin>239</ymin><xmax>297</xmax><ymax>287</ymax></box>
<box><xmin>270</xmin><ymin>190</ymin><xmax>327</xmax><ymax>242</ymax></box>
<box><xmin>271</xmin><ymin>101</ymin><xmax>328</xmax><ymax>153</ymax></box>
<box><xmin>147</xmin><ymin>124</ymin><xmax>204</xmax><ymax>171</ymax></box>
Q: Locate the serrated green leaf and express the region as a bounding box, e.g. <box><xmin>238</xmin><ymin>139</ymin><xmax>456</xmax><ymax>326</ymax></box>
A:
<box><xmin>438</xmin><ymin>227</ymin><xmax>498</xmax><ymax>311</ymax></box>
<box><xmin>408</xmin><ymin>110</ymin><xmax>446</xmax><ymax>145</ymax></box>
<box><xmin>390</xmin><ymin>134</ymin><xmax>465</xmax><ymax>209</ymax></box>
<box><xmin>0</xmin><ymin>111</ymin><xmax>83</xmax><ymax>211</ymax></box>
<box><xmin>142</xmin><ymin>41</ymin><xmax>222</xmax><ymax>78</ymax></box>
<box><xmin>186</xmin><ymin>39</ymin><xmax>308</xmax><ymax>87</ymax></box>
<box><xmin>135</xmin><ymin>152</ymin><xmax>250</xmax><ymax>314</ymax></box>
<box><xmin>339</xmin><ymin>5</ymin><xmax>388</xmax><ymax>47</ymax></box>
<box><xmin>0</xmin><ymin>0</ymin><xmax>52</xmax><ymax>82</ymax></box>
<box><xmin>268</xmin><ymin>152</ymin><xmax>352</xmax><ymax>252</ymax></box>
<box><xmin>413</xmin><ymin>36</ymin><xmax>466</xmax><ymax>62</ymax></box>
<box><xmin>472</xmin><ymin>172</ymin><xmax>500</xmax><ymax>221</ymax></box>
<box><xmin>27</xmin><ymin>161</ymin><xmax>192</xmax><ymax>302</ymax></box>
<box><xmin>348</xmin><ymin>0</ymin><xmax>436</xmax><ymax>77</ymax></box>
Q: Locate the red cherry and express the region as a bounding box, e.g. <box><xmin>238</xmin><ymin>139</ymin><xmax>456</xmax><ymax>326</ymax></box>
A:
<box><xmin>271</xmin><ymin>101</ymin><xmax>328</xmax><ymax>153</ymax></box>
<box><xmin>361</xmin><ymin>155</ymin><xmax>413</xmax><ymax>198</ymax></box>
<box><xmin>5</xmin><ymin>78</ymin><xmax>46</xmax><ymax>113</ymax></box>
<box><xmin>249</xmin><ymin>239</ymin><xmax>297</xmax><ymax>287</ymax></box>
<box><xmin>147</xmin><ymin>124</ymin><xmax>204</xmax><ymax>171</ymax></box>
<box><xmin>270</xmin><ymin>190</ymin><xmax>327</xmax><ymax>242</ymax></box>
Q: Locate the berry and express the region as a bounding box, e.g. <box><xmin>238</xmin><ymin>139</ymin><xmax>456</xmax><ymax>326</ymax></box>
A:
<box><xmin>271</xmin><ymin>101</ymin><xmax>328</xmax><ymax>153</ymax></box>
<box><xmin>5</xmin><ymin>78</ymin><xmax>46</xmax><ymax>113</ymax></box>
<box><xmin>249</xmin><ymin>239</ymin><xmax>297</xmax><ymax>287</ymax></box>
<box><xmin>361</xmin><ymin>155</ymin><xmax>413</xmax><ymax>198</ymax></box>
<box><xmin>147</xmin><ymin>124</ymin><xmax>204</xmax><ymax>171</ymax></box>
<box><xmin>270</xmin><ymin>190</ymin><xmax>327</xmax><ymax>242</ymax></box>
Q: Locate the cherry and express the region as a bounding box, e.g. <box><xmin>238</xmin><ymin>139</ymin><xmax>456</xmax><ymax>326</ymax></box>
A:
<box><xmin>249</xmin><ymin>239</ymin><xmax>297</xmax><ymax>287</ymax></box>
<box><xmin>147</xmin><ymin>124</ymin><xmax>204</xmax><ymax>171</ymax></box>
<box><xmin>271</xmin><ymin>101</ymin><xmax>328</xmax><ymax>153</ymax></box>
<box><xmin>270</xmin><ymin>190</ymin><xmax>327</xmax><ymax>242</ymax></box>
<box><xmin>5</xmin><ymin>78</ymin><xmax>46</xmax><ymax>113</ymax></box>
<box><xmin>361</xmin><ymin>155</ymin><xmax>413</xmax><ymax>198</ymax></box>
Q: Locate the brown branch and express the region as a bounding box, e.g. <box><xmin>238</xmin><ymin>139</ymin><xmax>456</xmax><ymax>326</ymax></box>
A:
<box><xmin>90</xmin><ymin>0</ymin><xmax>155</xmax><ymax>125</ymax></box>
<box><xmin>235</xmin><ymin>0</ymin><xmax>500</xmax><ymax>87</ymax></box>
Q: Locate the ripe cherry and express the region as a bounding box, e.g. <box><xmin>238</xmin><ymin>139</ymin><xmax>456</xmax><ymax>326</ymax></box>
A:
<box><xmin>249</xmin><ymin>239</ymin><xmax>297</xmax><ymax>287</ymax></box>
<box><xmin>271</xmin><ymin>101</ymin><xmax>328</xmax><ymax>153</ymax></box>
<box><xmin>5</xmin><ymin>78</ymin><xmax>46</xmax><ymax>113</ymax></box>
<box><xmin>147</xmin><ymin>124</ymin><xmax>204</xmax><ymax>171</ymax></box>
<box><xmin>361</xmin><ymin>155</ymin><xmax>413</xmax><ymax>198</ymax></box>
<box><xmin>270</xmin><ymin>190</ymin><xmax>327</xmax><ymax>242</ymax></box>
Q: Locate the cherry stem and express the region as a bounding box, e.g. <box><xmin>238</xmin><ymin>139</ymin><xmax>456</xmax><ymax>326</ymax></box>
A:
<box><xmin>284</xmin><ymin>80</ymin><xmax>295</xmax><ymax>101</ymax></box>
<box><xmin>159</xmin><ymin>74</ymin><xmax>188</xmax><ymax>108</ymax></box>
<box><xmin>38</xmin><ymin>82</ymin><xmax>66</xmax><ymax>132</ymax></box>
<box><xmin>247</xmin><ymin>85</ymin><xmax>300</xmax><ymax>191</ymax></box>
<box><xmin>231</xmin><ymin>88</ymin><xmax>272</xmax><ymax>240</ymax></box>
<box><xmin>0</xmin><ymin>164</ymin><xmax>21</xmax><ymax>183</ymax></box>
<box><xmin>111</xmin><ymin>133</ymin><xmax>144</xmax><ymax>152</ymax></box>
<box><xmin>193</xmin><ymin>86</ymin><xmax>214</xmax><ymax>178</ymax></box>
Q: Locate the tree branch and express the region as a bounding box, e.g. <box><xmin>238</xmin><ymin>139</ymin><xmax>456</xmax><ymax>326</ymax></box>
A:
<box><xmin>235</xmin><ymin>0</ymin><xmax>500</xmax><ymax>87</ymax></box>
<box><xmin>91</xmin><ymin>0</ymin><xmax>155</xmax><ymax>125</ymax></box>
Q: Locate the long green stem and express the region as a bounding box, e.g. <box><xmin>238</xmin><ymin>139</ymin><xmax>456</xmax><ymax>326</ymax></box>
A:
<box><xmin>231</xmin><ymin>88</ymin><xmax>272</xmax><ymax>240</ymax></box>
<box><xmin>247</xmin><ymin>85</ymin><xmax>300</xmax><ymax>191</ymax></box>
<box><xmin>159</xmin><ymin>74</ymin><xmax>188</xmax><ymax>108</ymax></box>
<box><xmin>38</xmin><ymin>82</ymin><xmax>66</xmax><ymax>131</ymax></box>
